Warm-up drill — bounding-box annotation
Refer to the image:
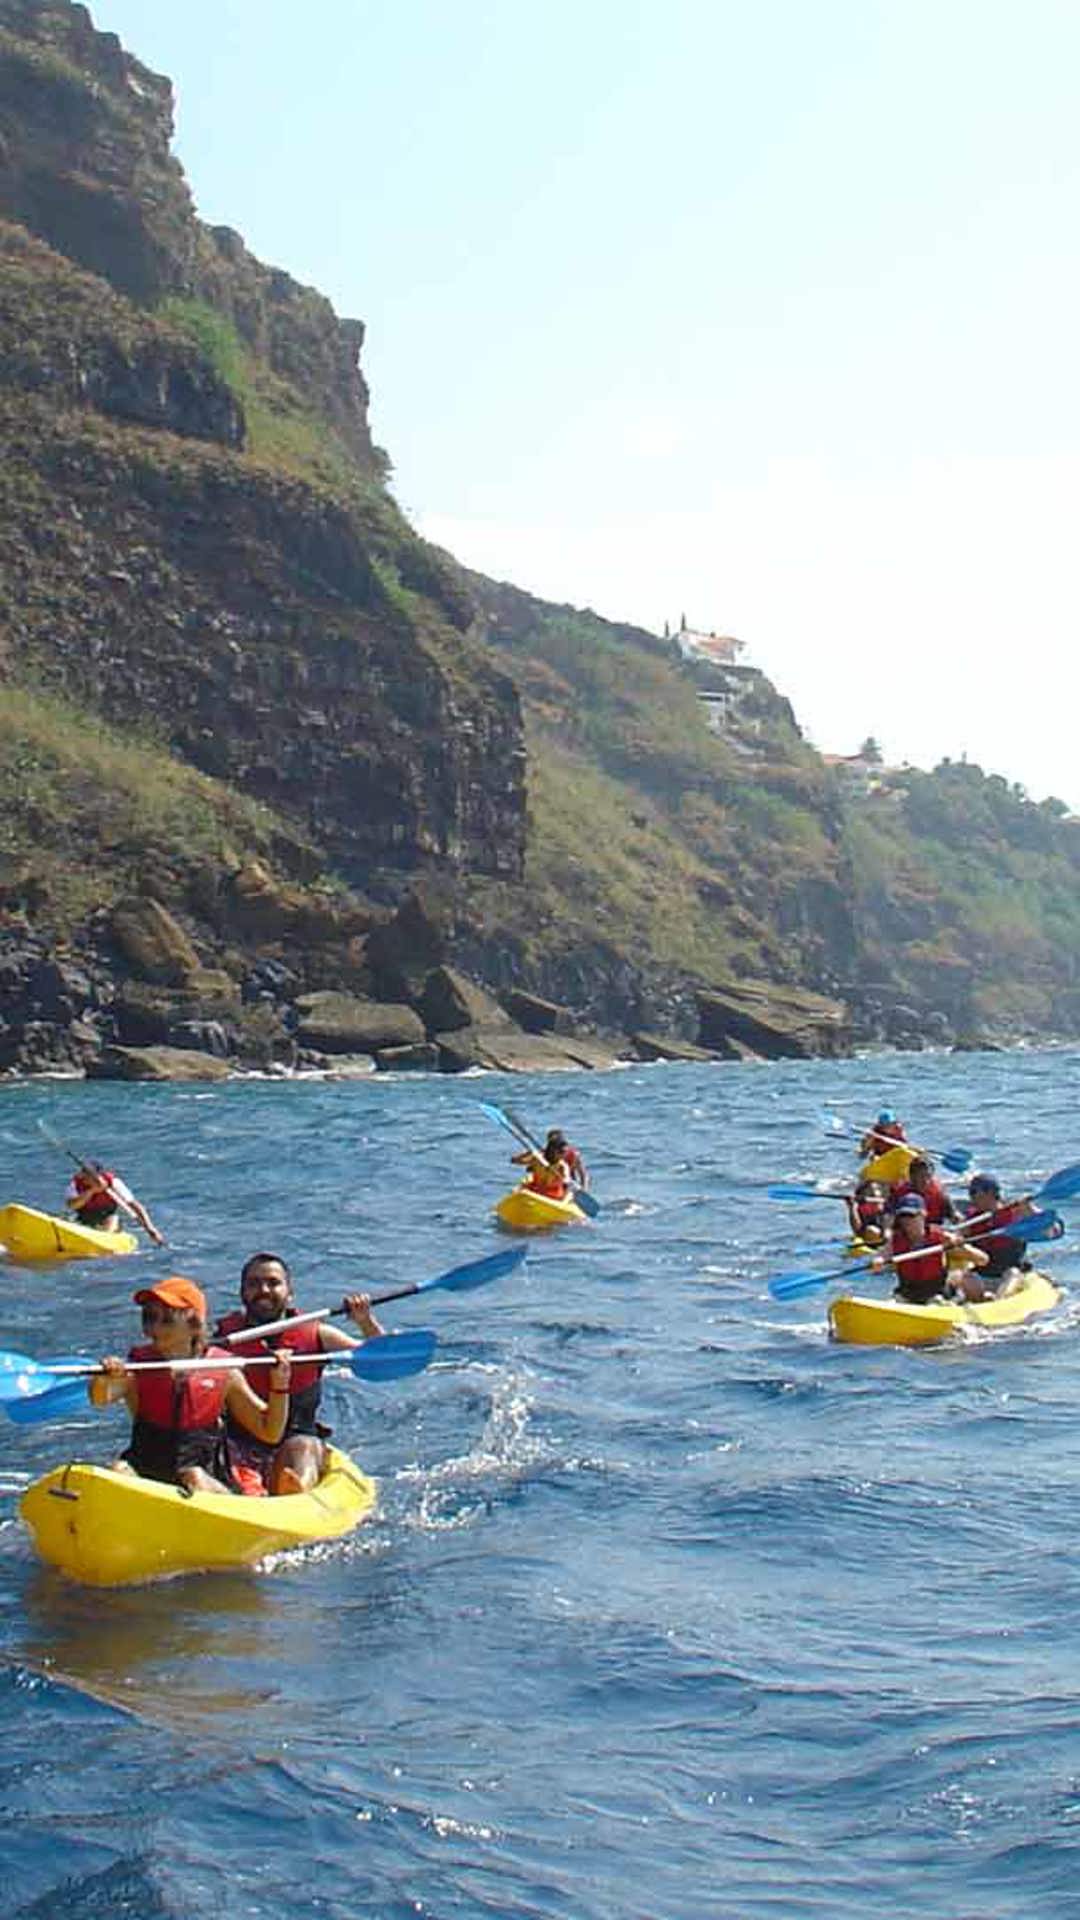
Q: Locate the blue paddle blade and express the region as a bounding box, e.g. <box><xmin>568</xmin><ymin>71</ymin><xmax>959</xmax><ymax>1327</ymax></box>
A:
<box><xmin>770</xmin><ymin>1263</ymin><xmax>867</xmax><ymax>1302</ymax></box>
<box><xmin>0</xmin><ymin>1352</ymin><xmax>50</xmax><ymax>1402</ymax></box>
<box><xmin>942</xmin><ymin>1148</ymin><xmax>972</xmax><ymax>1174</ymax></box>
<box><xmin>1038</xmin><ymin>1164</ymin><xmax>1080</xmax><ymax>1203</ymax></box>
<box><xmin>999</xmin><ymin>1208</ymin><xmax>1063</xmax><ymax>1245</ymax></box>
<box><xmin>418</xmin><ymin>1246</ymin><xmax>527</xmax><ymax>1294</ymax></box>
<box><xmin>479</xmin><ymin>1101</ymin><xmax>529</xmax><ymax>1144</ymax></box>
<box><xmin>768</xmin><ymin>1184</ymin><xmax>841</xmax><ymax>1202</ymax></box>
<box><xmin>344</xmin><ymin>1329</ymin><xmax>437</xmax><ymax>1381</ymax></box>
<box><xmin>5</xmin><ymin>1376</ymin><xmax>89</xmax><ymax>1425</ymax></box>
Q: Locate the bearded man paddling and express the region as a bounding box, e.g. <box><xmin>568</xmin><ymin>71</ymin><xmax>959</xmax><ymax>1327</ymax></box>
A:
<box><xmin>215</xmin><ymin>1253</ymin><xmax>382</xmax><ymax>1495</ymax></box>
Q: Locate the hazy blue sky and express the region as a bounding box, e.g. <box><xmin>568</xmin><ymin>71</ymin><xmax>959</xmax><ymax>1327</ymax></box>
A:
<box><xmin>92</xmin><ymin>1</ymin><xmax>1080</xmax><ymax>802</ymax></box>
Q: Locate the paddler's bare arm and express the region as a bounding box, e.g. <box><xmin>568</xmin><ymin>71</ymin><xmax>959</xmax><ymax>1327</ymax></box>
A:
<box><xmin>319</xmin><ymin>1293</ymin><xmax>384</xmax><ymax>1352</ymax></box>
<box><xmin>88</xmin><ymin>1355</ymin><xmax>137</xmax><ymax>1413</ymax></box>
<box><xmin>225</xmin><ymin>1353</ymin><xmax>292</xmax><ymax>1444</ymax></box>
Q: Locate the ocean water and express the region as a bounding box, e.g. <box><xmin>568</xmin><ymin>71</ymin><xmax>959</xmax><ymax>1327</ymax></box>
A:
<box><xmin>1</xmin><ymin>1050</ymin><xmax>1080</xmax><ymax>1919</ymax></box>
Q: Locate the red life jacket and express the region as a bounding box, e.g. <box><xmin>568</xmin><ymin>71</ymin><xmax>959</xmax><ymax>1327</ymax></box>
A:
<box><xmin>966</xmin><ymin>1201</ymin><xmax>1026</xmax><ymax>1275</ymax></box>
<box><xmin>893</xmin><ymin>1227</ymin><xmax>949</xmax><ymax>1302</ymax></box>
<box><xmin>127</xmin><ymin>1342</ymin><xmax>232</xmax><ymax>1431</ymax></box>
<box><xmin>215</xmin><ymin>1310</ymin><xmax>325</xmax><ymax>1430</ymax></box>
<box><xmin>73</xmin><ymin>1168</ymin><xmax>119</xmax><ymax>1225</ymax></box>
<box><xmin>563</xmin><ymin>1145</ymin><xmax>586</xmax><ymax>1184</ymax></box>
<box><xmin>215</xmin><ymin>1311</ymin><xmax>324</xmax><ymax>1394</ymax></box>
<box><xmin>893</xmin><ymin>1178</ymin><xmax>950</xmax><ymax>1225</ymax></box>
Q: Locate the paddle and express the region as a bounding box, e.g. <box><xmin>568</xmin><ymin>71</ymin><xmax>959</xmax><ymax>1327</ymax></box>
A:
<box><xmin>0</xmin><ymin>1330</ymin><xmax>437</xmax><ymax>1419</ymax></box>
<box><xmin>221</xmin><ymin>1245</ymin><xmax>528</xmax><ymax>1346</ymax></box>
<box><xmin>2</xmin><ymin>1356</ymin><xmax>91</xmax><ymax>1426</ymax></box>
<box><xmin>769</xmin><ymin>1207</ymin><xmax>1066</xmax><ymax>1303</ymax></box>
<box><xmin>479</xmin><ymin>1102</ymin><xmax>601</xmax><ymax>1219</ymax></box>
<box><xmin>768</xmin><ymin>1183</ymin><xmax>852</xmax><ymax>1203</ymax></box>
<box><xmin>35</xmin><ymin>1119</ymin><xmax>165</xmax><ymax>1244</ymax></box>
<box><xmin>823</xmin><ymin>1114</ymin><xmax>971</xmax><ymax>1175</ymax></box>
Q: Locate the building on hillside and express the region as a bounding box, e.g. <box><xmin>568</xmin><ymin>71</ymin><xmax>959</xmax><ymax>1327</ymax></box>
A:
<box><xmin>668</xmin><ymin>616</ymin><xmax>748</xmax><ymax>668</ymax></box>
<box><xmin>821</xmin><ymin>751</ymin><xmax>890</xmax><ymax>797</ymax></box>
<box><xmin>664</xmin><ymin>618</ymin><xmax>754</xmax><ymax>736</ymax></box>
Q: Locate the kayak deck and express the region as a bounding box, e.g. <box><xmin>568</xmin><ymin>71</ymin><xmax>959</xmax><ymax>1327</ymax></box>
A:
<box><xmin>828</xmin><ymin>1271</ymin><xmax>1061</xmax><ymax>1347</ymax></box>
<box><xmin>0</xmin><ymin>1202</ymin><xmax>138</xmax><ymax>1263</ymax></box>
<box><xmin>495</xmin><ymin>1187</ymin><xmax>586</xmax><ymax>1233</ymax></box>
<box><xmin>19</xmin><ymin>1447</ymin><xmax>376</xmax><ymax>1586</ymax></box>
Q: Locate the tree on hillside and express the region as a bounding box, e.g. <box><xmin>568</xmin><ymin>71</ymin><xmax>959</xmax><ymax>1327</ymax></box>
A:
<box><xmin>859</xmin><ymin>736</ymin><xmax>883</xmax><ymax>765</ymax></box>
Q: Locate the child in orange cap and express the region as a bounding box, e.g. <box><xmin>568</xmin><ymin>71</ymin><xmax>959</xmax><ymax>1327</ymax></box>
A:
<box><xmin>90</xmin><ymin>1275</ymin><xmax>293</xmax><ymax>1495</ymax></box>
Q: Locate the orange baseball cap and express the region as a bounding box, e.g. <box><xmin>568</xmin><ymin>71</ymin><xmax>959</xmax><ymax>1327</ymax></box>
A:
<box><xmin>133</xmin><ymin>1276</ymin><xmax>208</xmax><ymax>1318</ymax></box>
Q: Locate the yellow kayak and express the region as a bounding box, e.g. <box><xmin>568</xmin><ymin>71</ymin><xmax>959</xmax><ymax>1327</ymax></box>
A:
<box><xmin>19</xmin><ymin>1446</ymin><xmax>376</xmax><ymax>1586</ymax></box>
<box><xmin>0</xmin><ymin>1202</ymin><xmax>138</xmax><ymax>1262</ymax></box>
<box><xmin>828</xmin><ymin>1270</ymin><xmax>1061</xmax><ymax>1347</ymax></box>
<box><xmin>495</xmin><ymin>1186</ymin><xmax>586</xmax><ymax>1232</ymax></box>
<box><xmin>858</xmin><ymin>1143</ymin><xmax>918</xmax><ymax>1186</ymax></box>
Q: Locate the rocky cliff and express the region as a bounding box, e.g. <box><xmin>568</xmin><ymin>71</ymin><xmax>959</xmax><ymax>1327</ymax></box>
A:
<box><xmin>1</xmin><ymin>0</ymin><xmax>1078</xmax><ymax>1081</ymax></box>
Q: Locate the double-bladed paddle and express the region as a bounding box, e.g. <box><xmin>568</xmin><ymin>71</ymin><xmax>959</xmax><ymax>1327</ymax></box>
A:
<box><xmin>0</xmin><ymin>1330</ymin><xmax>438</xmax><ymax>1423</ymax></box>
<box><xmin>222</xmin><ymin>1245</ymin><xmax>528</xmax><ymax>1346</ymax></box>
<box><xmin>823</xmin><ymin>1113</ymin><xmax>972</xmax><ymax>1175</ymax></box>
<box><xmin>769</xmin><ymin>1206</ymin><xmax>1068</xmax><ymax>1303</ymax></box>
<box><xmin>35</xmin><ymin>1119</ymin><xmax>166</xmax><ymax>1245</ymax></box>
<box><xmin>479</xmin><ymin>1102</ymin><xmax>601</xmax><ymax>1218</ymax></box>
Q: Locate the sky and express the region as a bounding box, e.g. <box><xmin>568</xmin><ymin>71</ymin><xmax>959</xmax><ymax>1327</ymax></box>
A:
<box><xmin>90</xmin><ymin>0</ymin><xmax>1080</xmax><ymax>804</ymax></box>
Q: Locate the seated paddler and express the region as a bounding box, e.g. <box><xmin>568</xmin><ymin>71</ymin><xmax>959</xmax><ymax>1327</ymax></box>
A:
<box><xmin>214</xmin><ymin>1252</ymin><xmax>383</xmax><ymax>1496</ymax></box>
<box><xmin>872</xmin><ymin>1194</ymin><xmax>989</xmax><ymax>1305</ymax></box>
<box><xmin>89</xmin><ymin>1275</ymin><xmax>292</xmax><ymax>1495</ymax></box>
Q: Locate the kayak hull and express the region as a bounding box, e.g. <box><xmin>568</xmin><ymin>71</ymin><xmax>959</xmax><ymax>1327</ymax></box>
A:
<box><xmin>0</xmin><ymin>1203</ymin><xmax>138</xmax><ymax>1262</ymax></box>
<box><xmin>828</xmin><ymin>1271</ymin><xmax>1061</xmax><ymax>1347</ymax></box>
<box><xmin>19</xmin><ymin>1446</ymin><xmax>376</xmax><ymax>1586</ymax></box>
<box><xmin>495</xmin><ymin>1187</ymin><xmax>586</xmax><ymax>1232</ymax></box>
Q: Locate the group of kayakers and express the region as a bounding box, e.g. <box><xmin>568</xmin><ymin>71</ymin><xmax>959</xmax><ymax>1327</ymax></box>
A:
<box><xmin>30</xmin><ymin>1102</ymin><xmax>1047</xmax><ymax>1500</ymax></box>
<box><xmin>847</xmin><ymin>1109</ymin><xmax>1037</xmax><ymax>1305</ymax></box>
<box><xmin>90</xmin><ymin>1256</ymin><xmax>382</xmax><ymax>1499</ymax></box>
<box><xmin>51</xmin><ymin>1117</ymin><xmax>591</xmax><ymax>1503</ymax></box>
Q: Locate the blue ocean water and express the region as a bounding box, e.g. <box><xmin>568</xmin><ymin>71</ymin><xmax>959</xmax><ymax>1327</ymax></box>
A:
<box><xmin>1</xmin><ymin>1050</ymin><xmax>1080</xmax><ymax>1919</ymax></box>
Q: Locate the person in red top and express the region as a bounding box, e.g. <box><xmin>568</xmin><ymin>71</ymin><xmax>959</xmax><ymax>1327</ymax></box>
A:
<box><xmin>874</xmin><ymin>1195</ymin><xmax>989</xmax><ymax>1304</ymax></box>
<box><xmin>545</xmin><ymin>1130</ymin><xmax>588</xmax><ymax>1189</ymax></box>
<box><xmin>517</xmin><ymin>1142</ymin><xmax>571</xmax><ymax>1201</ymax></box>
<box><xmin>215</xmin><ymin>1253</ymin><xmax>383</xmax><ymax>1495</ymax></box>
<box><xmin>66</xmin><ymin>1161</ymin><xmax>165</xmax><ymax>1245</ymax></box>
<box><xmin>963</xmin><ymin>1175</ymin><xmax>1036</xmax><ymax>1285</ymax></box>
<box><xmin>889</xmin><ymin>1156</ymin><xmax>956</xmax><ymax>1227</ymax></box>
<box><xmin>513</xmin><ymin>1129</ymin><xmax>587</xmax><ymax>1193</ymax></box>
<box><xmin>844</xmin><ymin>1180</ymin><xmax>888</xmax><ymax>1246</ymax></box>
<box><xmin>89</xmin><ymin>1276</ymin><xmax>291</xmax><ymax>1494</ymax></box>
<box><xmin>858</xmin><ymin>1109</ymin><xmax>907</xmax><ymax>1158</ymax></box>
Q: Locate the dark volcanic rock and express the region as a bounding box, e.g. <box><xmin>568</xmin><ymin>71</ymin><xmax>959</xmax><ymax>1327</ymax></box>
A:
<box><xmin>696</xmin><ymin>979</ymin><xmax>852</xmax><ymax>1060</ymax></box>
<box><xmin>416</xmin><ymin>966</ymin><xmax>512</xmax><ymax>1037</ymax></box>
<box><xmin>294</xmin><ymin>991</ymin><xmax>425</xmax><ymax>1054</ymax></box>
<box><xmin>500</xmin><ymin>989</ymin><xmax>573</xmax><ymax>1035</ymax></box>
<box><xmin>87</xmin><ymin>1042</ymin><xmax>230</xmax><ymax>1081</ymax></box>
<box><xmin>374</xmin><ymin>1043</ymin><xmax>441</xmax><ymax>1072</ymax></box>
<box><xmin>631</xmin><ymin>1031</ymin><xmax>721</xmax><ymax>1064</ymax></box>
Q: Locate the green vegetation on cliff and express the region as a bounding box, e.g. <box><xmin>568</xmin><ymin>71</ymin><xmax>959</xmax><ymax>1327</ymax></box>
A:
<box><xmin>0</xmin><ymin>0</ymin><xmax>1078</xmax><ymax>1049</ymax></box>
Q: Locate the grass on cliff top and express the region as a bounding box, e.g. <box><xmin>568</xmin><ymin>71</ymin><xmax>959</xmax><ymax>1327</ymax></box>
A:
<box><xmin>0</xmin><ymin>680</ymin><xmax>291</xmax><ymax>930</ymax></box>
<box><xmin>160</xmin><ymin>297</ymin><xmax>385</xmax><ymax>506</ymax></box>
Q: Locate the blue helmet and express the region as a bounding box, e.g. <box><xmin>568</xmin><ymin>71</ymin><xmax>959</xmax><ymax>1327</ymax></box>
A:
<box><xmin>894</xmin><ymin>1193</ymin><xmax>926</xmax><ymax>1215</ymax></box>
<box><xmin>877</xmin><ymin>1109</ymin><xmax>896</xmax><ymax>1126</ymax></box>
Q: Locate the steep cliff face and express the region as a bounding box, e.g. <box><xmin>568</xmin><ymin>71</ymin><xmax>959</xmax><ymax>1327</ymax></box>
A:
<box><xmin>0</xmin><ymin>1</ymin><xmax>526</xmax><ymax>890</ymax></box>
<box><xmin>0</xmin><ymin>0</ymin><xmax>377</xmax><ymax>465</ymax></box>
